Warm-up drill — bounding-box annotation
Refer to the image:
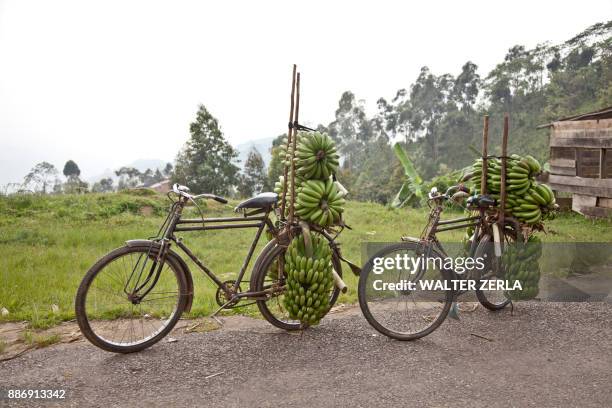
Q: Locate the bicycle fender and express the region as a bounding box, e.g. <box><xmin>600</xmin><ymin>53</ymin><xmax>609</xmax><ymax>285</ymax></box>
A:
<box><xmin>125</xmin><ymin>239</ymin><xmax>194</xmax><ymax>312</ymax></box>
<box><xmin>250</xmin><ymin>239</ymin><xmax>280</xmax><ymax>279</ymax></box>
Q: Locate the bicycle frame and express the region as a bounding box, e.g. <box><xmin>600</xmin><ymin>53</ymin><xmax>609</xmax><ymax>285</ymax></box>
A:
<box><xmin>396</xmin><ymin>195</ymin><xmax>500</xmax><ymax>295</ymax></box>
<box><xmin>417</xmin><ymin>199</ymin><xmax>486</xmax><ymax>259</ymax></box>
<box><xmin>129</xmin><ymin>190</ymin><xmax>355</xmax><ymax>312</ymax></box>
<box><xmin>403</xmin><ymin>193</ymin><xmax>517</xmax><ymax>300</ymax></box>
<box><xmin>173</xmin><ymin>213</ymin><xmax>276</xmax><ymax>296</ymax></box>
<box><xmin>132</xmin><ymin>194</ymin><xmax>281</xmax><ymax>308</ymax></box>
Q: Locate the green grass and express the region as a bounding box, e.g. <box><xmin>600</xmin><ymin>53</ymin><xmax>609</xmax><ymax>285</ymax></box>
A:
<box><xmin>21</xmin><ymin>330</ymin><xmax>61</xmax><ymax>348</ymax></box>
<box><xmin>1</xmin><ymin>192</ymin><xmax>611</xmax><ymax>327</ymax></box>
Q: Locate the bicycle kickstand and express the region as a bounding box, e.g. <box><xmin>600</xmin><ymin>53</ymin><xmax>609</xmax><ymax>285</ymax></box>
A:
<box><xmin>209</xmin><ymin>296</ymin><xmax>239</xmax><ymax>325</ymax></box>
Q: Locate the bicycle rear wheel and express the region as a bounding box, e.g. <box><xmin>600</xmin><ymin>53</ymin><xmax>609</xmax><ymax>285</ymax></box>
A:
<box><xmin>358</xmin><ymin>242</ymin><xmax>454</xmax><ymax>341</ymax></box>
<box><xmin>75</xmin><ymin>245</ymin><xmax>188</xmax><ymax>353</ymax></box>
<box><xmin>474</xmin><ymin>221</ymin><xmax>520</xmax><ymax>311</ymax></box>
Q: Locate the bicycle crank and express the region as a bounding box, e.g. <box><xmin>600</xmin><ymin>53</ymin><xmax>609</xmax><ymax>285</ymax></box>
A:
<box><xmin>215</xmin><ymin>280</ymin><xmax>241</xmax><ymax>308</ymax></box>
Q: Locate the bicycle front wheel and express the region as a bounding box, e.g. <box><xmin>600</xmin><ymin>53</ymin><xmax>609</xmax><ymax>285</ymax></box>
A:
<box><xmin>358</xmin><ymin>242</ymin><xmax>454</xmax><ymax>341</ymax></box>
<box><xmin>75</xmin><ymin>245</ymin><xmax>188</xmax><ymax>353</ymax></box>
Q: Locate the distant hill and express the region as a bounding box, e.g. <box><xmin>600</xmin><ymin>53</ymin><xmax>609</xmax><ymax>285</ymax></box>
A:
<box><xmin>235</xmin><ymin>137</ymin><xmax>274</xmax><ymax>168</ymax></box>
<box><xmin>88</xmin><ymin>139</ymin><xmax>275</xmax><ymax>184</ymax></box>
<box><xmin>129</xmin><ymin>159</ymin><xmax>168</xmax><ymax>172</ymax></box>
<box><xmin>88</xmin><ymin>159</ymin><xmax>169</xmax><ymax>183</ymax></box>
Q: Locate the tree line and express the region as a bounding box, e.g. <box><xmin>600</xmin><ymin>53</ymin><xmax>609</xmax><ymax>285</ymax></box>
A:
<box><xmin>5</xmin><ymin>160</ymin><xmax>174</xmax><ymax>195</ymax></box>
<box><xmin>265</xmin><ymin>21</ymin><xmax>611</xmax><ymax>204</ymax></box>
<box><xmin>5</xmin><ymin>21</ymin><xmax>609</xmax><ymax>204</ymax></box>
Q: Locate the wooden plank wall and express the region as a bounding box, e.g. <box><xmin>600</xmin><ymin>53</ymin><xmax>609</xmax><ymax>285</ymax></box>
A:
<box><xmin>577</xmin><ymin>148</ymin><xmax>601</xmax><ymax>178</ymax></box>
<box><xmin>550</xmin><ymin>119</ymin><xmax>612</xmax><ymax>149</ymax></box>
<box><xmin>604</xmin><ymin>149</ymin><xmax>612</xmax><ymax>178</ymax></box>
<box><xmin>548</xmin><ymin>119</ymin><xmax>612</xmax><ymax>202</ymax></box>
<box><xmin>548</xmin><ymin>174</ymin><xmax>612</xmax><ymax>197</ymax></box>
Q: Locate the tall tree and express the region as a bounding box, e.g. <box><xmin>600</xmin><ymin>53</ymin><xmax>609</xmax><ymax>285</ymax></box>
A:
<box><xmin>63</xmin><ymin>176</ymin><xmax>89</xmax><ymax>193</ymax></box>
<box><xmin>153</xmin><ymin>168</ymin><xmax>164</xmax><ymax>183</ymax></box>
<box><xmin>327</xmin><ymin>92</ymin><xmax>372</xmax><ymax>170</ymax></box>
<box><xmin>23</xmin><ymin>162</ymin><xmax>59</xmax><ymax>194</ymax></box>
<box><xmin>115</xmin><ymin>167</ymin><xmax>142</xmax><ymax>189</ymax></box>
<box><xmin>408</xmin><ymin>67</ymin><xmax>455</xmax><ymax>172</ymax></box>
<box><xmin>63</xmin><ymin>160</ymin><xmax>81</xmax><ymax>178</ymax></box>
<box><xmin>92</xmin><ymin>178</ymin><xmax>114</xmax><ymax>193</ymax></box>
<box><xmin>172</xmin><ymin>105</ymin><xmax>239</xmax><ymax>195</ymax></box>
<box><xmin>238</xmin><ymin>147</ymin><xmax>266</xmax><ymax>198</ymax></box>
<box><xmin>267</xmin><ymin>133</ymin><xmax>287</xmax><ymax>189</ymax></box>
<box><xmin>385</xmin><ymin>89</ymin><xmax>413</xmax><ymax>144</ymax></box>
<box><xmin>452</xmin><ymin>61</ymin><xmax>481</xmax><ymax>110</ymax></box>
<box><xmin>163</xmin><ymin>163</ymin><xmax>173</xmax><ymax>178</ymax></box>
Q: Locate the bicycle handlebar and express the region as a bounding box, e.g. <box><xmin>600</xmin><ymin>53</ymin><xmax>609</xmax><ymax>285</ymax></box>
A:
<box><xmin>194</xmin><ymin>193</ymin><xmax>228</xmax><ymax>204</ymax></box>
<box><xmin>428</xmin><ymin>184</ymin><xmax>470</xmax><ymax>201</ymax></box>
<box><xmin>172</xmin><ymin>183</ymin><xmax>228</xmax><ymax>204</ymax></box>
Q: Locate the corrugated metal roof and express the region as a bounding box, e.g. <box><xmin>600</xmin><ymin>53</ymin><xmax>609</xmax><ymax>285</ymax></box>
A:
<box><xmin>537</xmin><ymin>106</ymin><xmax>612</xmax><ymax>128</ymax></box>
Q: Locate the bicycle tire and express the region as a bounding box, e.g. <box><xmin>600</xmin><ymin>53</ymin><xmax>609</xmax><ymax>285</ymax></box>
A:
<box><xmin>75</xmin><ymin>245</ymin><xmax>188</xmax><ymax>353</ymax></box>
<box><xmin>250</xmin><ymin>243</ymin><xmax>342</xmax><ymax>331</ymax></box>
<box><xmin>474</xmin><ymin>221</ymin><xmax>520</xmax><ymax>311</ymax></box>
<box><xmin>358</xmin><ymin>241</ymin><xmax>454</xmax><ymax>341</ymax></box>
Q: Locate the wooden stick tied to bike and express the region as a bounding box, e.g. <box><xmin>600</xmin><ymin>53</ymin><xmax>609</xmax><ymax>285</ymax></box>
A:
<box><xmin>279</xmin><ymin>64</ymin><xmax>297</xmax><ymax>221</ymax></box>
<box><xmin>500</xmin><ymin>114</ymin><xmax>509</xmax><ymax>226</ymax></box>
<box><xmin>481</xmin><ymin>115</ymin><xmax>489</xmax><ymax>194</ymax></box>
<box><xmin>288</xmin><ymin>72</ymin><xmax>301</xmax><ymax>225</ymax></box>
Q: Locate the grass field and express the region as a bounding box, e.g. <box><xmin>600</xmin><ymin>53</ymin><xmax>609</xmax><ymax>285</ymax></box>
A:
<box><xmin>1</xmin><ymin>191</ymin><xmax>611</xmax><ymax>328</ymax></box>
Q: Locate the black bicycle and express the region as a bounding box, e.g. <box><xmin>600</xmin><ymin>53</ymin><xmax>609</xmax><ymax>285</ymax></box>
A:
<box><xmin>358</xmin><ymin>184</ymin><xmax>519</xmax><ymax>340</ymax></box>
<box><xmin>75</xmin><ymin>184</ymin><xmax>350</xmax><ymax>353</ymax></box>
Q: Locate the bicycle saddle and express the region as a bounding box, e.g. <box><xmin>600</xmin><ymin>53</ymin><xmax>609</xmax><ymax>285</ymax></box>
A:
<box><xmin>467</xmin><ymin>194</ymin><xmax>497</xmax><ymax>208</ymax></box>
<box><xmin>235</xmin><ymin>192</ymin><xmax>278</xmax><ymax>211</ymax></box>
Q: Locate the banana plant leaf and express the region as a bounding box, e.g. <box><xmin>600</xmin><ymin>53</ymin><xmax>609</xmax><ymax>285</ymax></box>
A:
<box><xmin>391</xmin><ymin>143</ymin><xmax>425</xmax><ymax>208</ymax></box>
<box><xmin>468</xmin><ymin>145</ymin><xmax>481</xmax><ymax>157</ymax></box>
<box><xmin>393</xmin><ymin>143</ymin><xmax>422</xmax><ymax>186</ymax></box>
<box><xmin>391</xmin><ymin>183</ymin><xmax>415</xmax><ymax>208</ymax></box>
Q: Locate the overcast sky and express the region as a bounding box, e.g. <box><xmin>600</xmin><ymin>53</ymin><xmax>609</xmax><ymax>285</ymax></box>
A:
<box><xmin>0</xmin><ymin>0</ymin><xmax>609</xmax><ymax>185</ymax></box>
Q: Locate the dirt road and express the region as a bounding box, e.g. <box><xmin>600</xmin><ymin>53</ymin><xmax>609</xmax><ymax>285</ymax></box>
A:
<box><xmin>1</xmin><ymin>302</ymin><xmax>611</xmax><ymax>407</ymax></box>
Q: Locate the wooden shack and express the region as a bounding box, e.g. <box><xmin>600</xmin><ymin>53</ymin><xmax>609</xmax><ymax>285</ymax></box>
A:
<box><xmin>541</xmin><ymin>106</ymin><xmax>612</xmax><ymax>218</ymax></box>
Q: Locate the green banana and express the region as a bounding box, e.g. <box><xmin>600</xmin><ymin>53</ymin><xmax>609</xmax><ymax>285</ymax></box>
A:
<box><xmin>283</xmin><ymin>232</ymin><xmax>335</xmax><ymax>326</ymax></box>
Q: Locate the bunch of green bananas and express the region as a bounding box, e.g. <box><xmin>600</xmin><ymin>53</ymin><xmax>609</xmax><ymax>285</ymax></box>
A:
<box><xmin>278</xmin><ymin>133</ymin><xmax>300</xmax><ymax>165</ymax></box>
<box><xmin>502</xmin><ymin>235</ymin><xmax>542</xmax><ymax>300</ymax></box>
<box><xmin>274</xmin><ymin>175</ymin><xmax>294</xmax><ymax>205</ymax></box>
<box><xmin>295</xmin><ymin>132</ymin><xmax>339</xmax><ymax>180</ymax></box>
<box><xmin>468</xmin><ymin>154</ymin><xmax>557</xmax><ymax>225</ymax></box>
<box><xmin>295</xmin><ymin>178</ymin><xmax>345</xmax><ymax>227</ymax></box>
<box><xmin>274</xmin><ymin>175</ymin><xmax>286</xmax><ymax>196</ymax></box>
<box><xmin>283</xmin><ymin>233</ymin><xmax>334</xmax><ymax>326</ymax></box>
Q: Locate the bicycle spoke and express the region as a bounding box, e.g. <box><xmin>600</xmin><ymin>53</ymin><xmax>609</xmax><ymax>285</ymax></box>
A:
<box><xmin>82</xmin><ymin>248</ymin><xmax>181</xmax><ymax>348</ymax></box>
<box><xmin>139</xmin><ymin>295</ymin><xmax>178</xmax><ymax>303</ymax></box>
<box><xmin>361</xmin><ymin>244</ymin><xmax>449</xmax><ymax>338</ymax></box>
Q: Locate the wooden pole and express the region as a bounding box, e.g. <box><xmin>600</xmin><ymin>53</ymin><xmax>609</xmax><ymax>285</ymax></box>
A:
<box><xmin>280</xmin><ymin>65</ymin><xmax>297</xmax><ymax>221</ymax></box>
<box><xmin>481</xmin><ymin>115</ymin><xmax>489</xmax><ymax>195</ymax></box>
<box><xmin>500</xmin><ymin>114</ymin><xmax>509</xmax><ymax>225</ymax></box>
<box><xmin>288</xmin><ymin>72</ymin><xmax>301</xmax><ymax>224</ymax></box>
